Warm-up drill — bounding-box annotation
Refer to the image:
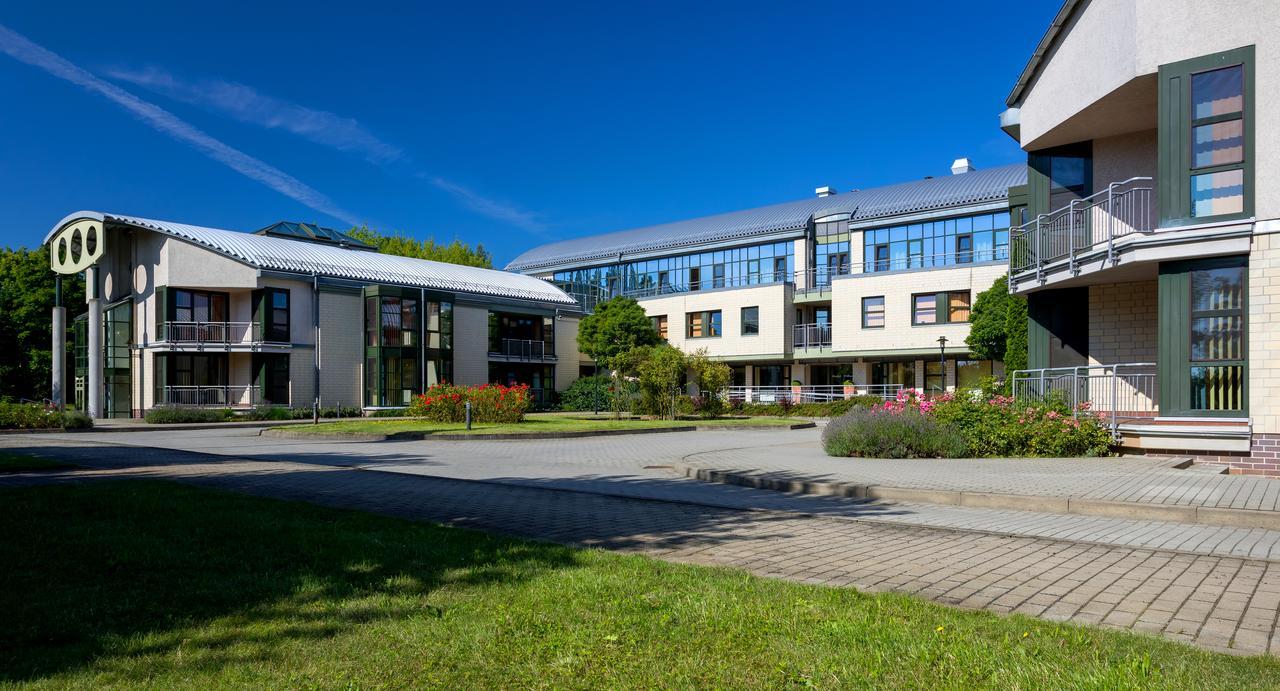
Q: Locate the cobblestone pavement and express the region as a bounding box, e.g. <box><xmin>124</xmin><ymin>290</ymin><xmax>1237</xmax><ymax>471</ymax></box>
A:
<box><xmin>4</xmin><ymin>436</ymin><xmax>1280</xmax><ymax>655</ymax></box>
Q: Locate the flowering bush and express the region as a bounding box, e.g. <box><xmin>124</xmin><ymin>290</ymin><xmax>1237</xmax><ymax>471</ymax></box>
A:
<box><xmin>406</xmin><ymin>383</ymin><xmax>530</xmax><ymax>424</ymax></box>
<box><xmin>930</xmin><ymin>392</ymin><xmax>1113</xmax><ymax>458</ymax></box>
<box><xmin>0</xmin><ymin>401</ymin><xmax>93</xmax><ymax>429</ymax></box>
<box><xmin>823</xmin><ymin>407</ymin><xmax>968</xmax><ymax>459</ymax></box>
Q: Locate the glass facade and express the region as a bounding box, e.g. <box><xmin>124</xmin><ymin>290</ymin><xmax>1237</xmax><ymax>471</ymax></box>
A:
<box><xmin>1189</xmin><ymin>262</ymin><xmax>1246</xmax><ymax>411</ymax></box>
<box><xmin>363</xmin><ymin>287</ymin><xmax>453</xmax><ymax>407</ymax></box>
<box><xmin>1189</xmin><ymin>64</ymin><xmax>1246</xmax><ymax>218</ymax></box>
<box><xmin>863</xmin><ymin>211</ymin><xmax>1009</xmax><ymax>273</ymax></box>
<box><xmin>813</xmin><ymin>220</ymin><xmax>851</xmax><ymax>287</ymax></box>
<box><xmin>552</xmin><ymin>240</ymin><xmax>795</xmax><ymax>310</ymax></box>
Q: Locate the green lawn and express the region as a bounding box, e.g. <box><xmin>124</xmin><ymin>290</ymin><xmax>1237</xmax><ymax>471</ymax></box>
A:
<box><xmin>0</xmin><ymin>451</ymin><xmax>74</xmax><ymax>473</ymax></box>
<box><xmin>275</xmin><ymin>412</ymin><xmax>809</xmax><ymax>436</ymax></box>
<box><xmin>2</xmin><ymin>482</ymin><xmax>1277</xmax><ymax>688</ymax></box>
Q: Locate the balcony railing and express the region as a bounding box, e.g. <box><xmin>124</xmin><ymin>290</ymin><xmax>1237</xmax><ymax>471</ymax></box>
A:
<box><xmin>1009</xmin><ymin>177</ymin><xmax>1154</xmax><ymax>286</ymax></box>
<box><xmin>162</xmin><ymin>321</ymin><xmax>270</xmax><ymax>346</ymax></box>
<box><xmin>725</xmin><ymin>384</ymin><xmax>902</xmax><ymax>404</ymax></box>
<box><xmin>1011</xmin><ymin>362</ymin><xmax>1158</xmax><ymax>435</ymax></box>
<box><xmin>860</xmin><ymin>248</ymin><xmax>1008</xmax><ymax>274</ymax></box>
<box><xmin>490</xmin><ymin>338</ymin><xmax>552</xmax><ymax>360</ymax></box>
<box><xmin>162</xmin><ymin>384</ymin><xmax>261</xmax><ymax>408</ymax></box>
<box><xmin>793</xmin><ymin>323</ymin><xmax>832</xmax><ymax>349</ymax></box>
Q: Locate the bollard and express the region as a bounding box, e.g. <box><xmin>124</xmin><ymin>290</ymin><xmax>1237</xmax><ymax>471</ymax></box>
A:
<box><xmin>465</xmin><ymin>401</ymin><xmax>472</xmax><ymax>430</ymax></box>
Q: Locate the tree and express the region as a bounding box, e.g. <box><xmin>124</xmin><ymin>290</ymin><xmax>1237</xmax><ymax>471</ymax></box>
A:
<box><xmin>687</xmin><ymin>348</ymin><xmax>731</xmax><ymax>417</ymax></box>
<box><xmin>576</xmin><ymin>297</ymin><xmax>661</xmax><ymax>370</ymax></box>
<box><xmin>637</xmin><ymin>344</ymin><xmax>688</xmax><ymax>420</ymax></box>
<box><xmin>965</xmin><ymin>273</ymin><xmax>1027</xmax><ymax>379</ymax></box>
<box><xmin>0</xmin><ymin>245</ymin><xmax>85</xmax><ymax>402</ymax></box>
<box><xmin>347</xmin><ymin>226</ymin><xmax>492</xmax><ymax>268</ymax></box>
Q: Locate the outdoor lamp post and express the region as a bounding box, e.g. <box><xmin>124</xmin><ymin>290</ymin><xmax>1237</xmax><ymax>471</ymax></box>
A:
<box><xmin>937</xmin><ymin>336</ymin><xmax>948</xmax><ymax>393</ymax></box>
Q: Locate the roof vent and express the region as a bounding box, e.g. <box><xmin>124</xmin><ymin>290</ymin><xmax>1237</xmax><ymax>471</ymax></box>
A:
<box><xmin>950</xmin><ymin>158</ymin><xmax>976</xmax><ymax>175</ymax></box>
<box><xmin>815</xmin><ymin>185</ymin><xmax>837</xmax><ymax>198</ymax></box>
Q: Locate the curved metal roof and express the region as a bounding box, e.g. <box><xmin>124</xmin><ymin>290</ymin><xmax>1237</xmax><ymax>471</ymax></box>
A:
<box><xmin>47</xmin><ymin>211</ymin><xmax>576</xmax><ymax>305</ymax></box>
<box><xmin>505</xmin><ymin>164</ymin><xmax>1026</xmax><ymax>272</ymax></box>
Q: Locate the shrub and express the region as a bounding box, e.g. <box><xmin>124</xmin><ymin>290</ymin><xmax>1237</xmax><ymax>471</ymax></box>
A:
<box><xmin>558</xmin><ymin>375</ymin><xmax>636</xmax><ymax>412</ymax></box>
<box><xmin>823</xmin><ymin>408</ymin><xmax>968</xmax><ymax>459</ymax></box>
<box><xmin>368</xmin><ymin>408</ymin><xmax>407</xmax><ymax>417</ymax></box>
<box><xmin>406</xmin><ymin>383</ymin><xmax>530</xmax><ymax>424</ymax></box>
<box><xmin>734</xmin><ymin>396</ymin><xmax>884</xmax><ymax>418</ymax></box>
<box><xmin>244</xmin><ymin>405</ymin><xmax>294</xmax><ymax>421</ymax></box>
<box><xmin>144</xmin><ymin>407</ymin><xmax>235</xmax><ymax>424</ymax></box>
<box><xmin>931</xmin><ymin>392</ymin><xmax>1112</xmax><ymax>458</ymax></box>
<box><xmin>0</xmin><ymin>402</ymin><xmax>95</xmax><ymax>429</ymax></box>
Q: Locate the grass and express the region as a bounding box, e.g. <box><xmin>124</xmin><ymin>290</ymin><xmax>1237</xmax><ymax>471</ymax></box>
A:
<box><xmin>0</xmin><ymin>451</ymin><xmax>74</xmax><ymax>473</ymax></box>
<box><xmin>274</xmin><ymin>411</ymin><xmax>809</xmax><ymax>436</ymax></box>
<box><xmin>2</xmin><ymin>482</ymin><xmax>1278</xmax><ymax>688</ymax></box>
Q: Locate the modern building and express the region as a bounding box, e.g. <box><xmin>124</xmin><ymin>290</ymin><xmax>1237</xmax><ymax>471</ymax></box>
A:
<box><xmin>507</xmin><ymin>161</ymin><xmax>1026</xmax><ymax>400</ymax></box>
<box><xmin>1000</xmin><ymin>0</ymin><xmax>1280</xmax><ymax>472</ymax></box>
<box><xmin>46</xmin><ymin>212</ymin><xmax>581</xmax><ymax>418</ymax></box>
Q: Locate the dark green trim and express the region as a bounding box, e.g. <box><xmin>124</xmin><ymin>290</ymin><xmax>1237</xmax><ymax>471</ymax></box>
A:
<box><xmin>1158</xmin><ymin>255</ymin><xmax>1248</xmax><ymax>417</ymax></box>
<box><xmin>154</xmin><ymin>286</ymin><xmax>167</xmax><ymax>342</ymax></box>
<box><xmin>1157</xmin><ymin>45</ymin><xmax>1255</xmax><ymax>227</ymax></box>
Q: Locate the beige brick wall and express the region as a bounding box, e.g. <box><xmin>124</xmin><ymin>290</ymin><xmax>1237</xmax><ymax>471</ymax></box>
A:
<box><xmin>554</xmin><ymin>316</ymin><xmax>580</xmax><ymax>392</ymax></box>
<box><xmin>318</xmin><ymin>291</ymin><xmax>362</xmax><ymax>407</ymax></box>
<box><xmin>453</xmin><ymin>304</ymin><xmax>489</xmax><ymax>385</ymax></box>
<box><xmin>1087</xmin><ymin>280</ymin><xmax>1158</xmax><ymax>366</ymax></box>
<box><xmin>639</xmin><ymin>283</ymin><xmax>792</xmax><ymax>358</ymax></box>
<box><xmin>1250</xmin><ymin>231</ymin><xmax>1280</xmax><ymax>434</ymax></box>
<box><xmin>288</xmin><ymin>349</ymin><xmax>316</xmax><ymax>408</ymax></box>
<box><xmin>830</xmin><ymin>263</ymin><xmax>1006</xmax><ymax>353</ymax></box>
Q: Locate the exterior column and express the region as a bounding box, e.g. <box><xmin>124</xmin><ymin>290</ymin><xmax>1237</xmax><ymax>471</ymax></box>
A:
<box><xmin>86</xmin><ymin>267</ymin><xmax>103</xmax><ymax>418</ymax></box>
<box><xmin>51</xmin><ymin>276</ymin><xmax>65</xmax><ymax>410</ymax></box>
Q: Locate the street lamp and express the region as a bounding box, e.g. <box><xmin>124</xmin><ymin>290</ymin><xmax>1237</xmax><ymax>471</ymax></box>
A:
<box><xmin>936</xmin><ymin>336</ymin><xmax>949</xmax><ymax>393</ymax></box>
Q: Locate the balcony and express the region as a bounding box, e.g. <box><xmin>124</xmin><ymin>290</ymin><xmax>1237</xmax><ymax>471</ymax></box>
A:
<box><xmin>159</xmin><ymin>321</ymin><xmax>287</xmax><ymax>350</ymax></box>
<box><xmin>1011</xmin><ymin>363</ymin><xmax>1158</xmax><ymax>435</ymax></box>
<box><xmin>793</xmin><ymin>323</ymin><xmax>831</xmax><ymax>350</ymax></box>
<box><xmin>1009</xmin><ymin>177</ymin><xmax>1154</xmax><ymax>288</ymax></box>
<box><xmin>861</xmin><ymin>248</ymin><xmax>1007</xmax><ymax>274</ymax></box>
<box><xmin>726</xmin><ymin>384</ymin><xmax>902</xmax><ymax>404</ymax></box>
<box><xmin>489</xmin><ymin>338</ymin><xmax>555</xmax><ymax>361</ymax></box>
<box><xmin>161</xmin><ymin>384</ymin><xmax>261</xmax><ymax>408</ymax></box>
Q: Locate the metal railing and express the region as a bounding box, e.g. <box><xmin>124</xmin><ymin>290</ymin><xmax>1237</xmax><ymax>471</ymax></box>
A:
<box><xmin>1011</xmin><ymin>362</ymin><xmax>1158</xmax><ymax>435</ymax></box>
<box><xmin>725</xmin><ymin>384</ymin><xmax>902</xmax><ymax>404</ymax></box>
<box><xmin>860</xmin><ymin>248</ymin><xmax>1008</xmax><ymax>274</ymax></box>
<box><xmin>793</xmin><ymin>323</ymin><xmax>832</xmax><ymax>349</ymax></box>
<box><xmin>162</xmin><ymin>384</ymin><xmax>261</xmax><ymax>407</ymax></box>
<box><xmin>490</xmin><ymin>338</ymin><xmax>552</xmax><ymax>360</ymax></box>
<box><xmin>162</xmin><ymin>321</ymin><xmax>267</xmax><ymax>346</ymax></box>
<box><xmin>1009</xmin><ymin>177</ymin><xmax>1154</xmax><ymax>286</ymax></box>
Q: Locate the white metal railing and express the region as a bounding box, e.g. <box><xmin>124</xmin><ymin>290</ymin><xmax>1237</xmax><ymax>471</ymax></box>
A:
<box><xmin>860</xmin><ymin>248</ymin><xmax>1008</xmax><ymax>275</ymax></box>
<box><xmin>1011</xmin><ymin>362</ymin><xmax>1158</xmax><ymax>435</ymax></box>
<box><xmin>162</xmin><ymin>384</ymin><xmax>261</xmax><ymax>407</ymax></box>
<box><xmin>1009</xmin><ymin>177</ymin><xmax>1154</xmax><ymax>286</ymax></box>
<box><xmin>725</xmin><ymin>384</ymin><xmax>903</xmax><ymax>404</ymax></box>
<box><xmin>793</xmin><ymin>323</ymin><xmax>832</xmax><ymax>349</ymax></box>
<box><xmin>491</xmin><ymin>338</ymin><xmax>551</xmax><ymax>360</ymax></box>
<box><xmin>162</xmin><ymin>321</ymin><xmax>266</xmax><ymax>346</ymax></box>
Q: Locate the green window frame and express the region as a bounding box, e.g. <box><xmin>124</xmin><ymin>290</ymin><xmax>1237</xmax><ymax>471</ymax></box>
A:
<box><xmin>911</xmin><ymin>291</ymin><xmax>970</xmax><ymax>326</ymax></box>
<box><xmin>741</xmin><ymin>306</ymin><xmax>759</xmax><ymax>336</ymax></box>
<box><xmin>862</xmin><ymin>296</ymin><xmax>885</xmax><ymax>328</ymax></box>
<box><xmin>686</xmin><ymin>310</ymin><xmax>721</xmax><ymax>338</ymax></box>
<box><xmin>1158</xmin><ymin>45</ymin><xmax>1254</xmax><ymax>226</ymax></box>
<box><xmin>253</xmin><ymin>287</ymin><xmax>290</xmax><ymax>343</ymax></box>
<box><xmin>1158</xmin><ymin>255</ymin><xmax>1248</xmax><ymax>417</ymax></box>
<box><xmin>253</xmin><ymin>353</ymin><xmax>291</xmax><ymax>406</ymax></box>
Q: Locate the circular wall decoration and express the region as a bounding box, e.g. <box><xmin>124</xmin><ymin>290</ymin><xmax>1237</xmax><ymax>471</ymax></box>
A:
<box><xmin>134</xmin><ymin>264</ymin><xmax>148</xmax><ymax>294</ymax></box>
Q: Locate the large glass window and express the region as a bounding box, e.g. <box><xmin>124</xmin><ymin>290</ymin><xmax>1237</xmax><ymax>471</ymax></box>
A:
<box><xmin>651</xmin><ymin>314</ymin><xmax>668</xmax><ymax>340</ymax></box>
<box><xmin>253</xmin><ymin>288</ymin><xmax>289</xmax><ymax>343</ymax></box>
<box><xmin>814</xmin><ymin>219</ymin><xmax>851</xmax><ymax>286</ymax></box>
<box><xmin>956</xmin><ymin>360</ymin><xmax>994</xmax><ymax>389</ymax></box>
<box><xmin>912</xmin><ymin>291</ymin><xmax>970</xmax><ymax>325</ymax></box>
<box><xmin>1189</xmin><ymin>263</ymin><xmax>1246</xmax><ymax>411</ymax></box>
<box><xmin>687</xmin><ymin>310</ymin><xmax>722</xmax><ymax>338</ymax></box>
<box><xmin>864</xmin><ymin>211</ymin><xmax>1009</xmax><ymax>272</ymax></box>
<box><xmin>1190</xmin><ymin>64</ymin><xmax>1246</xmax><ymax>218</ymax></box>
<box><xmin>912</xmin><ymin>295</ymin><xmax>937</xmax><ymax>325</ymax></box>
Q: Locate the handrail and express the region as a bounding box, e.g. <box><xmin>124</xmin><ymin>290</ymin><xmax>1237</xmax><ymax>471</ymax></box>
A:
<box><xmin>1009</xmin><ymin>177</ymin><xmax>1154</xmax><ymax>287</ymax></box>
<box><xmin>725</xmin><ymin>384</ymin><xmax>902</xmax><ymax>404</ymax></box>
<box><xmin>161</xmin><ymin>321</ymin><xmax>268</xmax><ymax>345</ymax></box>
<box><xmin>792</xmin><ymin>323</ymin><xmax>832</xmax><ymax>349</ymax></box>
<box><xmin>490</xmin><ymin>338</ymin><xmax>551</xmax><ymax>360</ymax></box>
<box><xmin>1011</xmin><ymin>362</ymin><xmax>1158</xmax><ymax>436</ymax></box>
<box><xmin>162</xmin><ymin>384</ymin><xmax>261</xmax><ymax>407</ymax></box>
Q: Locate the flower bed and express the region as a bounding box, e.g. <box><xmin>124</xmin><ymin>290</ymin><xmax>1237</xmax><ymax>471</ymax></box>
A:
<box><xmin>405</xmin><ymin>383</ymin><xmax>530</xmax><ymax>424</ymax></box>
<box><xmin>0</xmin><ymin>402</ymin><xmax>92</xmax><ymax>430</ymax></box>
<box><xmin>823</xmin><ymin>389</ymin><xmax>1113</xmax><ymax>459</ymax></box>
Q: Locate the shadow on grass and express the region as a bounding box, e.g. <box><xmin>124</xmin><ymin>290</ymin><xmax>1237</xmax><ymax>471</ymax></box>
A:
<box><xmin>0</xmin><ymin>480</ymin><xmax>581</xmax><ymax>683</ymax></box>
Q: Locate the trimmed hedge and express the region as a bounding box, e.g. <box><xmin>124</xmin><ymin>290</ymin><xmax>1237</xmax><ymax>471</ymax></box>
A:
<box><xmin>144</xmin><ymin>405</ymin><xmax>364</xmax><ymax>424</ymax></box>
<box><xmin>729</xmin><ymin>396</ymin><xmax>885</xmax><ymax>418</ymax></box>
<box><xmin>0</xmin><ymin>402</ymin><xmax>93</xmax><ymax>430</ymax></box>
<box><xmin>822</xmin><ymin>407</ymin><xmax>967</xmax><ymax>459</ymax></box>
<box><xmin>144</xmin><ymin>407</ymin><xmax>236</xmax><ymax>424</ymax></box>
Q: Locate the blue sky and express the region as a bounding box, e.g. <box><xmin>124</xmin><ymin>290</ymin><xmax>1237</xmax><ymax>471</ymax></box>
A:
<box><xmin>0</xmin><ymin>1</ymin><xmax>1058</xmax><ymax>266</ymax></box>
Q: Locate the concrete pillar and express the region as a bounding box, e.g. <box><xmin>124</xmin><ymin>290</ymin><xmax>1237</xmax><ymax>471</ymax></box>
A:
<box><xmin>86</xmin><ymin>267</ymin><xmax>103</xmax><ymax>418</ymax></box>
<box><xmin>51</xmin><ymin>305</ymin><xmax>65</xmax><ymax>409</ymax></box>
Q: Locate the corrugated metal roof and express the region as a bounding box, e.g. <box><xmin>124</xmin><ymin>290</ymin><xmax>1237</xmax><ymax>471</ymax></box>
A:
<box><xmin>48</xmin><ymin>211</ymin><xmax>576</xmax><ymax>305</ymax></box>
<box><xmin>505</xmin><ymin>164</ymin><xmax>1026</xmax><ymax>272</ymax></box>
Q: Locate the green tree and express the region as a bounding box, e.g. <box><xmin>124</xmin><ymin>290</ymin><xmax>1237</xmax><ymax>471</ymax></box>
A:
<box><xmin>687</xmin><ymin>348</ymin><xmax>731</xmax><ymax>418</ymax></box>
<box><xmin>0</xmin><ymin>246</ymin><xmax>84</xmax><ymax>402</ymax></box>
<box><xmin>965</xmin><ymin>273</ymin><xmax>1027</xmax><ymax>379</ymax></box>
<box><xmin>576</xmin><ymin>297</ymin><xmax>661</xmax><ymax>370</ymax></box>
<box><xmin>637</xmin><ymin>344</ymin><xmax>688</xmax><ymax>420</ymax></box>
<box><xmin>347</xmin><ymin>226</ymin><xmax>492</xmax><ymax>268</ymax></box>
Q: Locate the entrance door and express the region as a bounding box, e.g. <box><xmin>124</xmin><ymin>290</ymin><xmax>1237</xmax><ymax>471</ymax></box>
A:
<box><xmin>103</xmin><ymin>301</ymin><xmax>132</xmax><ymax>418</ymax></box>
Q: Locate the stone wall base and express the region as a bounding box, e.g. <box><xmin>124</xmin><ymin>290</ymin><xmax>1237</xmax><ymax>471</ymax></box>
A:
<box><xmin>1126</xmin><ymin>434</ymin><xmax>1280</xmax><ymax>477</ymax></box>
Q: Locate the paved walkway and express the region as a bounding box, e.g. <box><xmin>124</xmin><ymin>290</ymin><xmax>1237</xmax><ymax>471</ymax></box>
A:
<box><xmin>4</xmin><ymin>433</ymin><xmax>1280</xmax><ymax>655</ymax></box>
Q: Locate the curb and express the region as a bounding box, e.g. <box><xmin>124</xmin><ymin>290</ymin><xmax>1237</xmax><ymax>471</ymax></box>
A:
<box><xmin>672</xmin><ymin>463</ymin><xmax>1280</xmax><ymax>531</ymax></box>
<box><xmin>260</xmin><ymin>420</ymin><xmax>814</xmax><ymax>442</ymax></box>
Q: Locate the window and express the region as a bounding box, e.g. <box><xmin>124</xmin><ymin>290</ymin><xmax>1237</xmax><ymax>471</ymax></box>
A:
<box><xmin>864</xmin><ymin>211</ymin><xmax>1011</xmax><ymax>272</ymax></box>
<box><xmin>956</xmin><ymin>234</ymin><xmax>973</xmax><ymax>263</ymax></box>
<box><xmin>712</xmin><ymin>263</ymin><xmax>726</xmax><ymax>288</ymax></box>
<box><xmin>651</xmin><ymin>315</ymin><xmax>668</xmax><ymax>340</ymax></box>
<box><xmin>254</xmin><ymin>353</ymin><xmax>290</xmax><ymax>406</ymax></box>
<box><xmin>1159</xmin><ymin>46</ymin><xmax>1252</xmax><ymax>225</ymax></box>
<box><xmin>862</xmin><ymin>296</ymin><xmax>885</xmax><ymax>328</ymax></box>
<box><xmin>687</xmin><ymin>310</ymin><xmax>722</xmax><ymax>338</ymax></box>
<box><xmin>1189</xmin><ymin>262</ymin><xmax>1246</xmax><ymax>411</ymax></box>
<box><xmin>253</xmin><ymin>288</ymin><xmax>289</xmax><ymax>343</ymax></box>
<box><xmin>741</xmin><ymin>307</ymin><xmax>759</xmax><ymax>335</ymax></box>
<box><xmin>925</xmin><ymin>360</ymin><xmax>946</xmax><ymax>393</ymax></box>
<box><xmin>956</xmin><ymin>360</ymin><xmax>994</xmax><ymax>389</ymax></box>
<box><xmin>874</xmin><ymin>244</ymin><xmax>889</xmax><ymax>271</ymax></box>
<box><xmin>912</xmin><ymin>291</ymin><xmax>970</xmax><ymax>325</ymax></box>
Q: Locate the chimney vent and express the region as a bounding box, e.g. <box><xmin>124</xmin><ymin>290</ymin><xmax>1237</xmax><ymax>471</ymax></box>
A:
<box><xmin>815</xmin><ymin>185</ymin><xmax>837</xmax><ymax>198</ymax></box>
<box><xmin>950</xmin><ymin>158</ymin><xmax>975</xmax><ymax>175</ymax></box>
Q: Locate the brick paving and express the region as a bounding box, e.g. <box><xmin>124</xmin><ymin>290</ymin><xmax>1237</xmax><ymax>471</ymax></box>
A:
<box><xmin>4</xmin><ymin>436</ymin><xmax>1280</xmax><ymax>655</ymax></box>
